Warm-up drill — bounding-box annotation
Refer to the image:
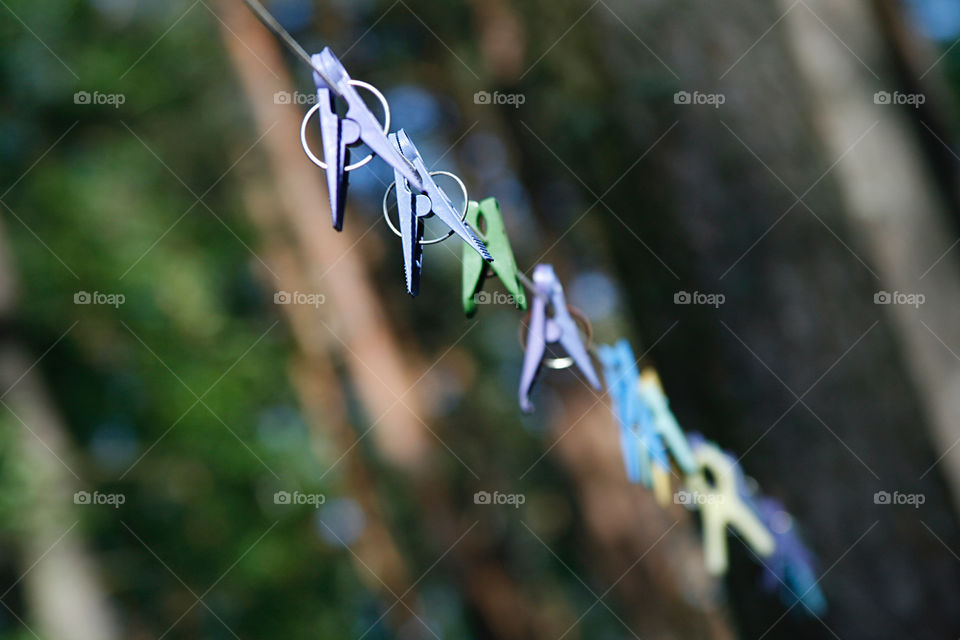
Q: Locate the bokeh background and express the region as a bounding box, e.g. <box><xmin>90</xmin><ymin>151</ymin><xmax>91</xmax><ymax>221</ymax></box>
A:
<box><xmin>2</xmin><ymin>0</ymin><xmax>960</xmax><ymax>638</ymax></box>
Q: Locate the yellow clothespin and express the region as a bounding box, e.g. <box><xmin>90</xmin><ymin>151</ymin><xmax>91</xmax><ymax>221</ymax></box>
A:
<box><xmin>651</xmin><ymin>463</ymin><xmax>671</xmax><ymax>506</ymax></box>
<box><xmin>684</xmin><ymin>440</ymin><xmax>775</xmax><ymax>575</ymax></box>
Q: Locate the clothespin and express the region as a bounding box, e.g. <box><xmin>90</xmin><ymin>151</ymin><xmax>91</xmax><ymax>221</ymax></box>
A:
<box><xmin>754</xmin><ymin>497</ymin><xmax>827</xmax><ymax>616</ymax></box>
<box><xmin>598</xmin><ymin>341</ymin><xmax>644</xmax><ymax>482</ymax></box>
<box><xmin>519</xmin><ymin>264</ymin><xmax>601</xmax><ymax>413</ymax></box>
<box><xmin>646</xmin><ymin>426</ymin><xmax>672</xmax><ymax>505</ymax></box>
<box><xmin>389</xmin><ymin>129</ymin><xmax>492</xmax><ymax>296</ymax></box>
<box><xmin>309</xmin><ymin>47</ymin><xmax>422</xmax><ymax>230</ymax></box>
<box><xmin>684</xmin><ymin>437</ymin><xmax>775</xmax><ymax>575</ymax></box>
<box><xmin>461</xmin><ymin>198</ymin><xmax>526</xmax><ymax>316</ymax></box>
<box><xmin>638</xmin><ymin>369</ymin><xmax>697</xmax><ymax>475</ymax></box>
<box><xmin>597</xmin><ymin>340</ymin><xmax>670</xmax><ymax>502</ymax></box>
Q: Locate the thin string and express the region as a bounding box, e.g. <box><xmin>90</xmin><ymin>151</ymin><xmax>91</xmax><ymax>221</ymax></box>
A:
<box><xmin>240</xmin><ymin>0</ymin><xmax>337</xmax><ymax>89</ymax></box>
<box><xmin>463</xmin><ymin>222</ymin><xmax>546</xmax><ymax>304</ymax></box>
<box><xmin>242</xmin><ymin>0</ymin><xmax>597</xmax><ymax>356</ymax></box>
<box><xmin>242</xmin><ymin>0</ymin><xmax>421</xmax><ymax>179</ymax></box>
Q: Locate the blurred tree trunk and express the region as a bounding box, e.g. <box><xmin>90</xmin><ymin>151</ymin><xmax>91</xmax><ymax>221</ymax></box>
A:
<box><xmin>217</xmin><ymin>5</ymin><xmax>560</xmax><ymax>639</ymax></box>
<box><xmin>468</xmin><ymin>4</ymin><xmax>738</xmax><ymax>639</ymax></box>
<box><xmin>219</xmin><ymin>0</ymin><xmax>960</xmax><ymax>638</ymax></box>
<box><xmin>783</xmin><ymin>0</ymin><xmax>960</xmax><ymax>515</ymax></box>
<box><xmin>241</xmin><ymin>182</ymin><xmax>420</xmax><ymax>626</ymax></box>
<box><xmin>478</xmin><ymin>0</ymin><xmax>960</xmax><ymax>637</ymax></box>
<box><xmin>0</xmin><ymin>219</ymin><xmax>120</xmax><ymax>640</ymax></box>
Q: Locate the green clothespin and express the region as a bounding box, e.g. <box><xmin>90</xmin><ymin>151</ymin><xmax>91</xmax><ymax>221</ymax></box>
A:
<box><xmin>461</xmin><ymin>197</ymin><xmax>527</xmax><ymax>316</ymax></box>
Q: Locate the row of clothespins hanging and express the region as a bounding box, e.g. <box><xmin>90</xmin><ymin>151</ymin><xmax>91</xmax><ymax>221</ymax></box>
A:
<box><xmin>597</xmin><ymin>340</ymin><xmax>827</xmax><ymax>615</ymax></box>
<box><xmin>297</xmin><ymin>45</ymin><xmax>825</xmax><ymax>616</ymax></box>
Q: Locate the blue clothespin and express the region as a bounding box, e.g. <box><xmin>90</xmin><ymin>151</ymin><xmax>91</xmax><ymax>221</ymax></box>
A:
<box><xmin>599</xmin><ymin>342</ymin><xmax>643</xmax><ymax>483</ymax></box>
<box><xmin>597</xmin><ymin>342</ymin><xmax>639</xmax><ymax>439</ymax></box>
<box><xmin>519</xmin><ymin>264</ymin><xmax>601</xmax><ymax>413</ymax></box>
<box><xmin>389</xmin><ymin>129</ymin><xmax>491</xmax><ymax>296</ymax></box>
<box><xmin>308</xmin><ymin>47</ymin><xmax>422</xmax><ymax>231</ymax></box>
<box><xmin>598</xmin><ymin>341</ymin><xmax>671</xmax><ymax>501</ymax></box>
<box><xmin>754</xmin><ymin>497</ymin><xmax>827</xmax><ymax>617</ymax></box>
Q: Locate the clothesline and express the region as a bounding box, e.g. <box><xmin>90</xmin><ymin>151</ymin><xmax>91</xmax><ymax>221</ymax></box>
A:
<box><xmin>238</xmin><ymin>0</ymin><xmax>827</xmax><ymax>618</ymax></box>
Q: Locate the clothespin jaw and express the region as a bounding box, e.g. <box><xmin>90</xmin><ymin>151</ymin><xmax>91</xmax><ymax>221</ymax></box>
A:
<box><xmin>599</xmin><ymin>340</ymin><xmax>647</xmax><ymax>485</ymax></box>
<box><xmin>639</xmin><ymin>368</ymin><xmax>697</xmax><ymax>475</ymax></box>
<box><xmin>642</xmin><ymin>420</ymin><xmax>670</xmax><ymax>490</ymax></box>
<box><xmin>311</xmin><ymin>53</ymin><xmax>357</xmax><ymax>231</ymax></box>
<box><xmin>755</xmin><ymin>498</ymin><xmax>827</xmax><ymax>616</ymax></box>
<box><xmin>617</xmin><ymin>419</ymin><xmax>643</xmax><ymax>483</ymax></box>
<box><xmin>685</xmin><ymin>439</ymin><xmax>775</xmax><ymax>575</ymax></box>
<box><xmin>393</xmin><ymin>130</ymin><xmax>492</xmax><ymax>264</ymax></box>
<box><xmin>651</xmin><ymin>464</ymin><xmax>672</xmax><ymax>505</ymax></box>
<box><xmin>389</xmin><ymin>131</ymin><xmax>431</xmax><ymax>296</ymax></box>
<box><xmin>598</xmin><ymin>340</ymin><xmax>639</xmax><ymax>429</ymax></box>
<box><xmin>518</xmin><ymin>264</ymin><xmax>601</xmax><ymax>413</ymax></box>
<box><xmin>386</xmin><ymin>129</ymin><xmax>489</xmax><ymax>296</ymax></box>
<box><xmin>461</xmin><ymin>198</ymin><xmax>527</xmax><ymax>316</ymax></box>
<box><xmin>313</xmin><ymin>48</ymin><xmax>423</xmax><ymax>194</ymax></box>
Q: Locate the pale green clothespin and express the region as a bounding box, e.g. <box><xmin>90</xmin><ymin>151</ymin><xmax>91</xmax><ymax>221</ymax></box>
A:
<box><xmin>685</xmin><ymin>440</ymin><xmax>775</xmax><ymax>575</ymax></box>
<box><xmin>634</xmin><ymin>377</ymin><xmax>672</xmax><ymax>505</ymax></box>
<box><xmin>462</xmin><ymin>198</ymin><xmax>526</xmax><ymax>316</ymax></box>
<box><xmin>638</xmin><ymin>369</ymin><xmax>697</xmax><ymax>475</ymax></box>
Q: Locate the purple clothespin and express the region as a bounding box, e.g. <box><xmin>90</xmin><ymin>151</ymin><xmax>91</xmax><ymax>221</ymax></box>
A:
<box><xmin>389</xmin><ymin>129</ymin><xmax>491</xmax><ymax>296</ymax></box>
<box><xmin>308</xmin><ymin>47</ymin><xmax>422</xmax><ymax>230</ymax></box>
<box><xmin>519</xmin><ymin>264</ymin><xmax>601</xmax><ymax>413</ymax></box>
<box><xmin>755</xmin><ymin>497</ymin><xmax>827</xmax><ymax>616</ymax></box>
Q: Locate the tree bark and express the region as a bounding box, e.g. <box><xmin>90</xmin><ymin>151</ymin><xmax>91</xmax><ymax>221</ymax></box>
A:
<box><xmin>0</xmin><ymin>218</ymin><xmax>120</xmax><ymax>640</ymax></box>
